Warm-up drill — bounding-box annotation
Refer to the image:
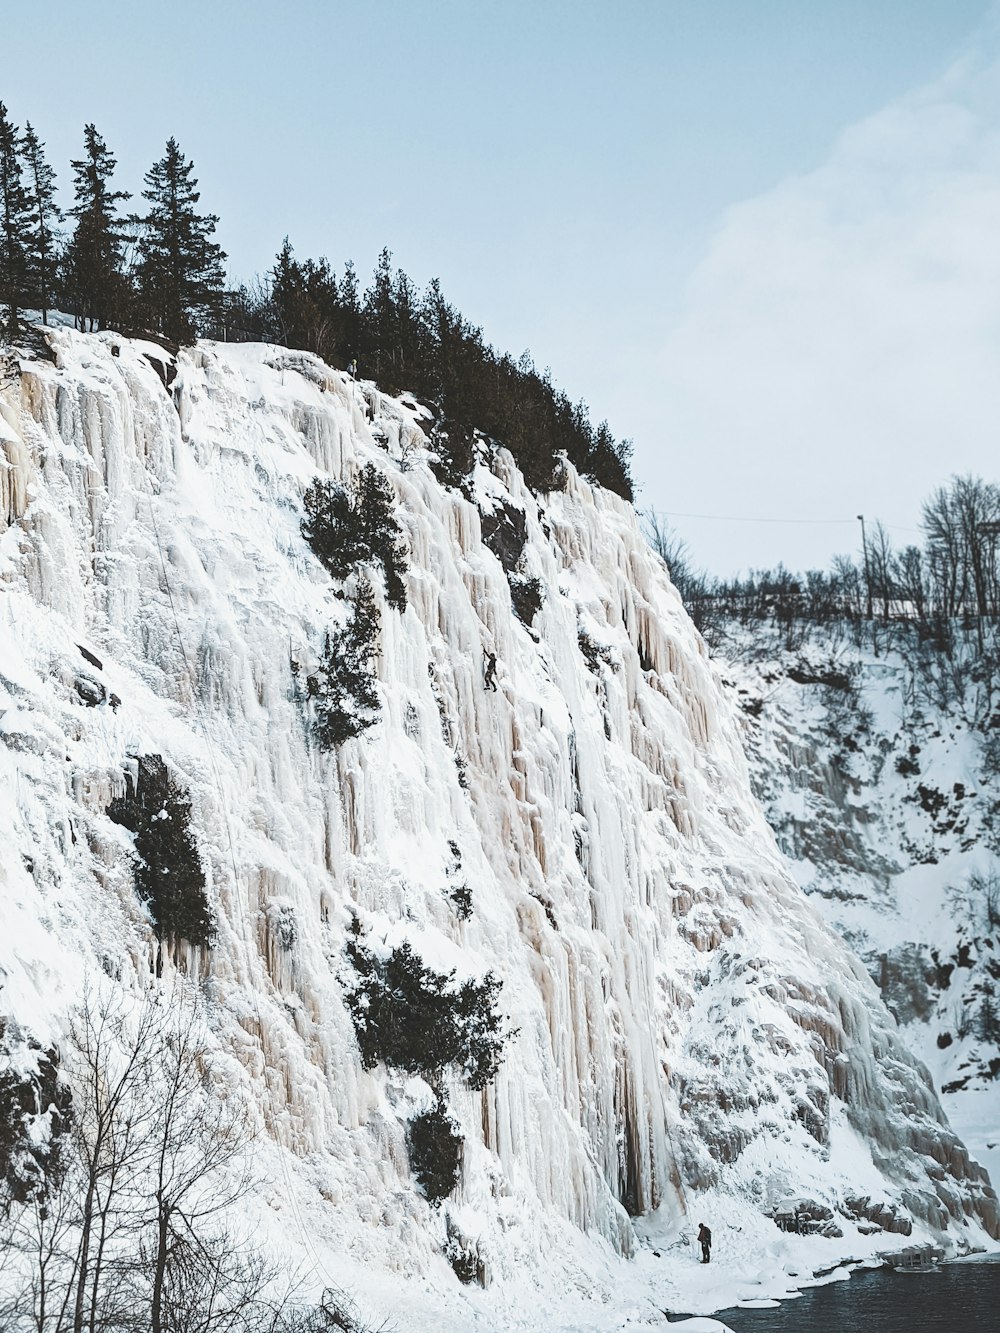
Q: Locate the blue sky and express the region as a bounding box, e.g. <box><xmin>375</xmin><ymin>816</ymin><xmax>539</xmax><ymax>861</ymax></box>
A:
<box><xmin>5</xmin><ymin>1</ymin><xmax>997</xmax><ymax>572</ymax></box>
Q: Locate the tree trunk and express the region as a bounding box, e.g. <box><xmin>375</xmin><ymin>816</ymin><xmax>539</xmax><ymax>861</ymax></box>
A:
<box><xmin>150</xmin><ymin>1199</ymin><xmax>169</xmax><ymax>1333</ymax></box>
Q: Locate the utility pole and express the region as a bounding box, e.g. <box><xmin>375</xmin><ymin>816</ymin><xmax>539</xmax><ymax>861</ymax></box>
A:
<box><xmin>858</xmin><ymin>514</ymin><xmax>873</xmax><ymax>619</ymax></box>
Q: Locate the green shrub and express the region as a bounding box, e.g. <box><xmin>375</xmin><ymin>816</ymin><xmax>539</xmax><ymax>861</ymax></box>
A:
<box><xmin>509</xmin><ymin>573</ymin><xmax>544</xmax><ymax>626</ymax></box>
<box><xmin>108</xmin><ymin>755</ymin><xmax>215</xmax><ymax>944</ymax></box>
<box><xmin>310</xmin><ymin>580</ymin><xmax>381</xmax><ymax>748</ymax></box>
<box><xmin>345</xmin><ymin>939</ymin><xmax>507</xmax><ymax>1090</ymax></box>
<box><xmin>302</xmin><ymin>477</ymin><xmax>357</xmax><ymax>579</ymax></box>
<box><xmin>302</xmin><ymin>464</ymin><xmax>408</xmax><ymax>610</ymax></box>
<box><xmin>444</xmin><ymin>1222</ymin><xmax>482</xmax><ymax>1284</ymax></box>
<box><xmin>407</xmin><ymin>1100</ymin><xmax>464</xmax><ymax>1204</ymax></box>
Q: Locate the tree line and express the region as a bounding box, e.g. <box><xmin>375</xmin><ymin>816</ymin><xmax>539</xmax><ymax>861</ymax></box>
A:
<box><xmin>649</xmin><ymin>475</ymin><xmax>1000</xmax><ymax>655</ymax></box>
<box><xmin>0</xmin><ymin>107</ymin><xmax>224</xmax><ymax>344</ymax></box>
<box><xmin>647</xmin><ymin>475</ymin><xmax>1000</xmax><ymax>733</ymax></box>
<box><xmin>0</xmin><ymin>103</ymin><xmax>633</xmax><ymax>499</ymax></box>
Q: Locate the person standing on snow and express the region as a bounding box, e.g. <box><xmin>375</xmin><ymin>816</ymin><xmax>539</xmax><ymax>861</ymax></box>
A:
<box><xmin>697</xmin><ymin>1222</ymin><xmax>712</xmax><ymax>1264</ymax></box>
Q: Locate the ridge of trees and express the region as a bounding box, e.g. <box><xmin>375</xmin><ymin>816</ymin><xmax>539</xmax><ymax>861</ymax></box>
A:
<box><xmin>649</xmin><ymin>475</ymin><xmax>1000</xmax><ymax>649</ymax></box>
<box><xmin>0</xmin><ymin>102</ymin><xmax>634</xmax><ymax>499</ymax></box>
<box><xmin>648</xmin><ymin>474</ymin><xmax>1000</xmax><ymax>731</ymax></box>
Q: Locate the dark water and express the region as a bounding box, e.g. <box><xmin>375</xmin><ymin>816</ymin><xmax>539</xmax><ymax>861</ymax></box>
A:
<box><xmin>671</xmin><ymin>1256</ymin><xmax>1000</xmax><ymax>1332</ymax></box>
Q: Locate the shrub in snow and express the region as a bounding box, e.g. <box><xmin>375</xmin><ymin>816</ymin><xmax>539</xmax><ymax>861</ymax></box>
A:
<box><xmin>302</xmin><ymin>463</ymin><xmax>408</xmax><ymax>610</ymax></box>
<box><xmin>310</xmin><ymin>580</ymin><xmax>381</xmax><ymax>748</ymax></box>
<box><xmin>345</xmin><ymin>938</ymin><xmax>507</xmax><ymax>1090</ymax></box>
<box><xmin>509</xmin><ymin>573</ymin><xmax>544</xmax><ymax>626</ymax></box>
<box><xmin>302</xmin><ymin>477</ymin><xmax>355</xmax><ymax>576</ymax></box>
<box><xmin>107</xmin><ymin>754</ymin><xmax>215</xmax><ymax>944</ymax></box>
<box><xmin>444</xmin><ymin>1220</ymin><xmax>484</xmax><ymax>1285</ymax></box>
<box><xmin>445</xmin><ymin>839</ymin><xmax>473</xmax><ymax>920</ymax></box>
<box><xmin>407</xmin><ymin>1099</ymin><xmax>464</xmax><ymax>1205</ymax></box>
<box><xmin>578</xmin><ymin>628</ymin><xmax>615</xmax><ymax>674</ymax></box>
<box><xmin>0</xmin><ymin>1022</ymin><xmax>72</xmax><ymax>1204</ymax></box>
<box><xmin>449</xmin><ymin>882</ymin><xmax>473</xmax><ymax>920</ymax></box>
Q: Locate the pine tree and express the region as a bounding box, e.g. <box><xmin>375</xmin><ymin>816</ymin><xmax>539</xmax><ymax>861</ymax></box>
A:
<box><xmin>107</xmin><ymin>754</ymin><xmax>215</xmax><ymax>944</ymax></box>
<box><xmin>136</xmin><ymin>137</ymin><xmax>226</xmax><ymax>344</ymax></box>
<box><xmin>338</xmin><ymin>258</ymin><xmax>361</xmax><ymax>364</ymax></box>
<box><xmin>64</xmin><ymin>124</ymin><xmax>131</xmax><ymax>331</ymax></box>
<box><xmin>354</xmin><ymin>463</ymin><xmax>408</xmax><ymax>610</ymax></box>
<box><xmin>0</xmin><ymin>102</ymin><xmax>31</xmax><ymax>338</ymax></box>
<box><xmin>20</xmin><ymin>123</ymin><xmax>60</xmax><ymax>326</ymax></box>
<box><xmin>362</xmin><ymin>246</ymin><xmax>396</xmax><ymax>383</ymax></box>
<box><xmin>311</xmin><ymin>580</ymin><xmax>381</xmax><ymax>748</ymax></box>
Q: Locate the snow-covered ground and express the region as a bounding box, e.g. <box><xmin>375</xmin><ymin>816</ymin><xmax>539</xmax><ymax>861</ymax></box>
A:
<box><xmin>0</xmin><ymin>330</ymin><xmax>996</xmax><ymax>1328</ymax></box>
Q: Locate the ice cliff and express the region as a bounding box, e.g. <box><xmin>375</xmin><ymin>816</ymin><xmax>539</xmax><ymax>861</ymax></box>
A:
<box><xmin>0</xmin><ymin>330</ymin><xmax>996</xmax><ymax>1329</ymax></box>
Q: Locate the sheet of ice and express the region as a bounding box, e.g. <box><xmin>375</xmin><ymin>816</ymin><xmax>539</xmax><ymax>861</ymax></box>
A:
<box><xmin>0</xmin><ymin>330</ymin><xmax>996</xmax><ymax>1330</ymax></box>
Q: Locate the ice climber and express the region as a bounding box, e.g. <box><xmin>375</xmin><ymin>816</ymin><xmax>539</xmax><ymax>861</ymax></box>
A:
<box><xmin>483</xmin><ymin>650</ymin><xmax>498</xmax><ymax>691</ymax></box>
<box><xmin>697</xmin><ymin>1222</ymin><xmax>712</xmax><ymax>1264</ymax></box>
<box><xmin>346</xmin><ymin>358</ymin><xmax>358</xmax><ymax>378</ymax></box>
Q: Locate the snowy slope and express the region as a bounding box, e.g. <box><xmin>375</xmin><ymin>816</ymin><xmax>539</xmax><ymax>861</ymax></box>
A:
<box><xmin>0</xmin><ymin>330</ymin><xmax>996</xmax><ymax>1329</ymax></box>
<box><xmin>722</xmin><ymin>628</ymin><xmax>1000</xmax><ymax>1199</ymax></box>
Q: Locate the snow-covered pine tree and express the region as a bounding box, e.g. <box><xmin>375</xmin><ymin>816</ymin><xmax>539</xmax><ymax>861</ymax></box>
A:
<box><xmin>20</xmin><ymin>123</ymin><xmax>60</xmax><ymax>327</ymax></box>
<box><xmin>0</xmin><ymin>102</ymin><xmax>31</xmax><ymax>338</ymax></box>
<box><xmin>135</xmin><ymin>137</ymin><xmax>225</xmax><ymax>344</ymax></box>
<box><xmin>64</xmin><ymin>124</ymin><xmax>131</xmax><ymax>331</ymax></box>
<box><xmin>311</xmin><ymin>579</ymin><xmax>382</xmax><ymax>748</ymax></box>
<box><xmin>107</xmin><ymin>755</ymin><xmax>215</xmax><ymax>945</ymax></box>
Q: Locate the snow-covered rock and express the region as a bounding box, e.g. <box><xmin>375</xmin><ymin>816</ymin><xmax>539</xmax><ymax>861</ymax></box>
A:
<box><xmin>0</xmin><ymin>330</ymin><xmax>996</xmax><ymax>1329</ymax></box>
<box><xmin>722</xmin><ymin>626</ymin><xmax>1000</xmax><ymax>1195</ymax></box>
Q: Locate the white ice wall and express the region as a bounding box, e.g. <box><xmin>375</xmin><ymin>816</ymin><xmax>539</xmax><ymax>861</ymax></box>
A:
<box><xmin>0</xmin><ymin>330</ymin><xmax>996</xmax><ymax>1325</ymax></box>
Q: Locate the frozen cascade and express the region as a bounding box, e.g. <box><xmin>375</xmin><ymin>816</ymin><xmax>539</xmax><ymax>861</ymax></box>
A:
<box><xmin>0</xmin><ymin>330</ymin><xmax>996</xmax><ymax>1327</ymax></box>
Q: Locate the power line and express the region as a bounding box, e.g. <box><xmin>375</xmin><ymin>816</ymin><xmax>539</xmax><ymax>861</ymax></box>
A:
<box><xmin>650</xmin><ymin>510</ymin><xmax>924</xmax><ymax>536</ymax></box>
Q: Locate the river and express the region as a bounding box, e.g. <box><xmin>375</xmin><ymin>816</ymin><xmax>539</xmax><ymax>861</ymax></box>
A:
<box><xmin>670</xmin><ymin>1254</ymin><xmax>1000</xmax><ymax>1332</ymax></box>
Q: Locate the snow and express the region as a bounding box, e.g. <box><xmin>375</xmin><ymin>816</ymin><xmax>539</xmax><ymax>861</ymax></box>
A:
<box><xmin>0</xmin><ymin>329</ymin><xmax>996</xmax><ymax>1329</ymax></box>
<box><xmin>722</xmin><ymin>626</ymin><xmax>1000</xmax><ymax>1192</ymax></box>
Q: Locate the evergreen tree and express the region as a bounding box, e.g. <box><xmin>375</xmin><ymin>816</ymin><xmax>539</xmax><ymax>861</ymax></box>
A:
<box><xmin>107</xmin><ymin>754</ymin><xmax>215</xmax><ymax>945</ymax></box>
<box><xmin>354</xmin><ymin>463</ymin><xmax>408</xmax><ymax>610</ymax></box>
<box><xmin>0</xmin><ymin>102</ymin><xmax>31</xmax><ymax>338</ymax></box>
<box><xmin>362</xmin><ymin>246</ymin><xmax>396</xmax><ymax>383</ymax></box>
<box><xmin>20</xmin><ymin>123</ymin><xmax>60</xmax><ymax>325</ymax></box>
<box><xmin>135</xmin><ymin>137</ymin><xmax>225</xmax><ymax>343</ymax></box>
<box><xmin>302</xmin><ymin>475</ymin><xmax>359</xmax><ymax>577</ymax></box>
<box><xmin>311</xmin><ymin>579</ymin><xmax>382</xmax><ymax>748</ymax></box>
<box><xmin>339</xmin><ymin>258</ymin><xmax>361</xmax><ymax>362</ymax></box>
<box><xmin>270</xmin><ymin>237</ymin><xmax>338</xmax><ymax>355</ymax></box>
<box><xmin>64</xmin><ymin>124</ymin><xmax>131</xmax><ymax>331</ymax></box>
<box><xmin>302</xmin><ymin>466</ymin><xmax>408</xmax><ymax>610</ymax></box>
<box><xmin>407</xmin><ymin>1100</ymin><xmax>463</xmax><ymax>1204</ymax></box>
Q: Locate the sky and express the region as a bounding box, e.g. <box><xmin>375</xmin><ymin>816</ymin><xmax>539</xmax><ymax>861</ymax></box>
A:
<box><xmin>4</xmin><ymin>0</ymin><xmax>999</xmax><ymax>574</ymax></box>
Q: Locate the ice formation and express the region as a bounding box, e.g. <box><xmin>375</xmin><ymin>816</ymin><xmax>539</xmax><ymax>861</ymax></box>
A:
<box><xmin>0</xmin><ymin>330</ymin><xmax>996</xmax><ymax>1328</ymax></box>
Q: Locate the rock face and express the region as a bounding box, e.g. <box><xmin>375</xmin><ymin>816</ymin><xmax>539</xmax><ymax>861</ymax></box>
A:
<box><xmin>723</xmin><ymin>628</ymin><xmax>1000</xmax><ymax>1181</ymax></box>
<box><xmin>0</xmin><ymin>331</ymin><xmax>996</xmax><ymax>1326</ymax></box>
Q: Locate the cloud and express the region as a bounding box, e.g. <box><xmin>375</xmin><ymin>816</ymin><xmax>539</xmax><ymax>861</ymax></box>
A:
<box><xmin>648</xmin><ymin>23</ymin><xmax>1000</xmax><ymax>574</ymax></box>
